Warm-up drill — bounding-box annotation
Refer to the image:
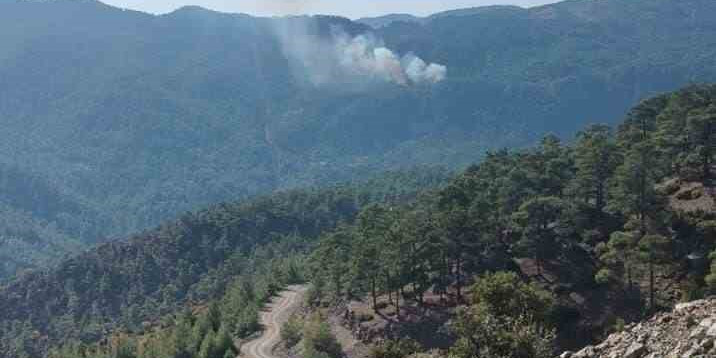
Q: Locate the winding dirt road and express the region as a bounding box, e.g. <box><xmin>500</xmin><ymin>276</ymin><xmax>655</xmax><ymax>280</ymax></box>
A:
<box><xmin>241</xmin><ymin>285</ymin><xmax>307</xmax><ymax>358</ymax></box>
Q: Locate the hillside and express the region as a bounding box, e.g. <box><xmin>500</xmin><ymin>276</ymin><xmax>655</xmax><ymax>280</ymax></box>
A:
<box><xmin>3</xmin><ymin>84</ymin><xmax>707</xmax><ymax>358</ymax></box>
<box><xmin>301</xmin><ymin>84</ymin><xmax>715</xmax><ymax>357</ymax></box>
<box><xmin>0</xmin><ymin>170</ymin><xmax>446</xmax><ymax>358</ymax></box>
<box><xmin>3</xmin><ymin>0</ymin><xmax>716</xmax><ymax>277</ymax></box>
<box><xmin>0</xmin><ymin>163</ymin><xmax>88</xmax><ymax>276</ymax></box>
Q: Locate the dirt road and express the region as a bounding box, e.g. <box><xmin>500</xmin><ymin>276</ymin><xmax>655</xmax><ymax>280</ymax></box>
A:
<box><xmin>241</xmin><ymin>285</ymin><xmax>307</xmax><ymax>358</ymax></box>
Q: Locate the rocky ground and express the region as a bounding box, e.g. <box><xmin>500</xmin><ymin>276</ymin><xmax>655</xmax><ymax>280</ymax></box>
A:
<box><xmin>561</xmin><ymin>298</ymin><xmax>716</xmax><ymax>358</ymax></box>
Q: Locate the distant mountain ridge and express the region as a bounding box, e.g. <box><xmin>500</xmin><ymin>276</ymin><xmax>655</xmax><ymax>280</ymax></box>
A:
<box><xmin>356</xmin><ymin>14</ymin><xmax>423</xmax><ymax>28</ymax></box>
<box><xmin>356</xmin><ymin>5</ymin><xmax>526</xmax><ymax>28</ymax></box>
<box><xmin>2</xmin><ymin>0</ymin><xmax>716</xmax><ymax>277</ymax></box>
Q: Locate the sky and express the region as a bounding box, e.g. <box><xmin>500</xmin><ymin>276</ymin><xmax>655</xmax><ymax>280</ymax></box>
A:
<box><xmin>101</xmin><ymin>0</ymin><xmax>557</xmax><ymax>19</ymax></box>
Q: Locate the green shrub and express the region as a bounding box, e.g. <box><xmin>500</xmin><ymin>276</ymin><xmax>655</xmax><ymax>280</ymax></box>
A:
<box><xmin>303</xmin><ymin>314</ymin><xmax>342</xmax><ymax>358</ymax></box>
<box><xmin>281</xmin><ymin>316</ymin><xmax>304</xmax><ymax>348</ymax></box>
<box><xmin>681</xmin><ymin>275</ymin><xmax>705</xmax><ymax>302</ymax></box>
<box><xmin>371</xmin><ymin>339</ymin><xmax>422</xmax><ymax>358</ymax></box>
<box><xmin>306</xmin><ymin>282</ymin><xmax>324</xmax><ymax>307</ymax></box>
<box><xmin>613</xmin><ymin>318</ymin><xmax>626</xmax><ymax>333</ymax></box>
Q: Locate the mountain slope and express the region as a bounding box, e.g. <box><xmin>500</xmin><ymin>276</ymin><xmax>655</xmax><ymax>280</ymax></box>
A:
<box><xmin>2</xmin><ymin>84</ymin><xmax>714</xmax><ymax>358</ymax></box>
<box><xmin>2</xmin><ymin>0</ymin><xmax>716</xmax><ymax>277</ymax></box>
<box><xmin>0</xmin><ymin>163</ymin><xmax>94</xmax><ymax>277</ymax></box>
<box><xmin>0</xmin><ymin>169</ymin><xmax>446</xmax><ymax>357</ymax></box>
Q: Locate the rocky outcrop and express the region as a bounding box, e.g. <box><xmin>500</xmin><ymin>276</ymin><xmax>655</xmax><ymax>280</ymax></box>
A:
<box><xmin>560</xmin><ymin>298</ymin><xmax>716</xmax><ymax>358</ymax></box>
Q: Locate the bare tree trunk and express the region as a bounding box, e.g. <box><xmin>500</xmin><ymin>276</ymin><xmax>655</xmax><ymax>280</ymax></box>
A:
<box><xmin>371</xmin><ymin>277</ymin><xmax>378</xmax><ymax>312</ymax></box>
<box><xmin>649</xmin><ymin>260</ymin><xmax>656</xmax><ymax>312</ymax></box>
<box><xmin>703</xmin><ymin>121</ymin><xmax>712</xmax><ymax>186</ymax></box>
<box><xmin>440</xmin><ymin>251</ymin><xmax>447</xmax><ymax>303</ymax></box>
<box><xmin>396</xmin><ymin>288</ymin><xmax>401</xmax><ymax>317</ymax></box>
<box><xmin>456</xmin><ymin>255</ymin><xmax>463</xmax><ymax>301</ymax></box>
<box><xmin>386</xmin><ymin>271</ymin><xmax>394</xmax><ymax>308</ymax></box>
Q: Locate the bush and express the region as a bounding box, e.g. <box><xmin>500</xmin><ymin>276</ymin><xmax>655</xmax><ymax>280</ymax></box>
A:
<box><xmin>450</xmin><ymin>311</ymin><xmax>555</xmax><ymax>358</ymax></box>
<box><xmin>281</xmin><ymin>316</ymin><xmax>304</xmax><ymax>348</ymax></box>
<box><xmin>449</xmin><ymin>272</ymin><xmax>557</xmax><ymax>358</ymax></box>
<box><xmin>681</xmin><ymin>275</ymin><xmax>705</xmax><ymax>302</ymax></box>
<box><xmin>612</xmin><ymin>318</ymin><xmax>626</xmax><ymax>333</ymax></box>
<box><xmin>306</xmin><ymin>282</ymin><xmax>324</xmax><ymax>307</ymax></box>
<box><xmin>470</xmin><ymin>272</ymin><xmax>555</xmax><ymax>324</ymax></box>
<box><xmin>371</xmin><ymin>339</ymin><xmax>422</xmax><ymax>358</ymax></box>
<box><xmin>594</xmin><ymin>268</ymin><xmax>613</xmax><ymax>285</ymax></box>
<box><xmin>706</xmin><ymin>251</ymin><xmax>716</xmax><ymax>294</ymax></box>
<box><xmin>303</xmin><ymin>314</ymin><xmax>342</xmax><ymax>358</ymax></box>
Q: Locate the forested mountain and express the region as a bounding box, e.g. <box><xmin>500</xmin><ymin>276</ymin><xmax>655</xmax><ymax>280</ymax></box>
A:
<box><xmin>302</xmin><ymin>84</ymin><xmax>716</xmax><ymax>357</ymax></box>
<box><xmin>3</xmin><ymin>0</ymin><xmax>716</xmax><ymax>278</ymax></box>
<box><xmin>0</xmin><ymin>169</ymin><xmax>447</xmax><ymax>358</ymax></box>
<box><xmin>3</xmin><ymin>84</ymin><xmax>712</xmax><ymax>358</ymax></box>
<box><xmin>0</xmin><ymin>166</ymin><xmax>88</xmax><ymax>277</ymax></box>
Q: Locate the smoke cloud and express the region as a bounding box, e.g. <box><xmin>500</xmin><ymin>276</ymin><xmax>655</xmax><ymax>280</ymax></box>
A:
<box><xmin>273</xmin><ymin>18</ymin><xmax>447</xmax><ymax>87</ymax></box>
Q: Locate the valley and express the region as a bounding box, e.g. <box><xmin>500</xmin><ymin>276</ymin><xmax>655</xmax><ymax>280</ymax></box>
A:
<box><xmin>0</xmin><ymin>1</ymin><xmax>715</xmax><ymax>358</ymax></box>
<box><xmin>3</xmin><ymin>0</ymin><xmax>716</xmax><ymax>278</ymax></box>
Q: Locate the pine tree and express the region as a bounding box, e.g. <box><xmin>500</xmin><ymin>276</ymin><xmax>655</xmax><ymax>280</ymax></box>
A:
<box><xmin>172</xmin><ymin>312</ymin><xmax>193</xmax><ymax>358</ymax></box>
<box><xmin>595</xmin><ymin>231</ymin><xmax>639</xmax><ymax>291</ymax></box>
<box><xmin>686</xmin><ymin>105</ymin><xmax>716</xmax><ymax>185</ymax></box>
<box><xmin>438</xmin><ymin>179</ymin><xmax>480</xmax><ymax>301</ymax></box>
<box><xmin>353</xmin><ymin>204</ymin><xmax>394</xmax><ymax>311</ymax></box>
<box><xmin>638</xmin><ymin>234</ymin><xmax>672</xmax><ymax>312</ymax></box>
<box><xmin>214</xmin><ymin>324</ymin><xmax>235</xmax><ymax>358</ymax></box>
<box><xmin>610</xmin><ymin>140</ymin><xmax>665</xmax><ymax>236</ymax></box>
<box><xmin>400</xmin><ymin>208</ymin><xmax>437</xmax><ymax>305</ymax></box>
<box><xmin>512</xmin><ymin>196</ymin><xmax>569</xmax><ymax>275</ymax></box>
<box><xmin>311</xmin><ymin>228</ymin><xmax>352</xmax><ymax>298</ymax></box>
<box><xmin>191</xmin><ymin>314</ymin><xmax>211</xmax><ymax>354</ymax></box>
<box><xmin>207</xmin><ymin>302</ymin><xmax>222</xmax><ymax>332</ymax></box>
<box><xmin>573</xmin><ymin>124</ymin><xmax>618</xmax><ymax>212</ymax></box>
<box><xmin>535</xmin><ymin>134</ymin><xmax>573</xmax><ymax>197</ymax></box>
<box><xmin>706</xmin><ymin>250</ymin><xmax>716</xmax><ymax>294</ymax></box>
<box><xmin>198</xmin><ymin>329</ymin><xmax>217</xmax><ymax>358</ymax></box>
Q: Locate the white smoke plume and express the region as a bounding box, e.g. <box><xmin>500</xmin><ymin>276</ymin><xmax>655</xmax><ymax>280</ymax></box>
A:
<box><xmin>273</xmin><ymin>19</ymin><xmax>447</xmax><ymax>87</ymax></box>
<box><xmin>334</xmin><ymin>34</ymin><xmax>447</xmax><ymax>85</ymax></box>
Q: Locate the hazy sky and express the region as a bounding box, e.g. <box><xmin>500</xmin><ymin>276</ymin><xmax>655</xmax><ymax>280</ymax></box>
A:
<box><xmin>101</xmin><ymin>0</ymin><xmax>557</xmax><ymax>19</ymax></box>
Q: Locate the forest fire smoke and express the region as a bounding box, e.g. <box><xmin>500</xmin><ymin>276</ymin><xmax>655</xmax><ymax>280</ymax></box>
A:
<box><xmin>333</xmin><ymin>33</ymin><xmax>447</xmax><ymax>85</ymax></box>
<box><xmin>273</xmin><ymin>18</ymin><xmax>447</xmax><ymax>86</ymax></box>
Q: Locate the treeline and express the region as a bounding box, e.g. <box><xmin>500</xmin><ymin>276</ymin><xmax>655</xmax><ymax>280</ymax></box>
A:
<box><xmin>0</xmin><ymin>169</ymin><xmax>446</xmax><ymax>358</ymax></box>
<box><xmin>309</xmin><ymin>85</ymin><xmax>716</xmax><ymax>354</ymax></box>
<box><xmin>49</xmin><ymin>249</ymin><xmax>303</xmax><ymax>358</ymax></box>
